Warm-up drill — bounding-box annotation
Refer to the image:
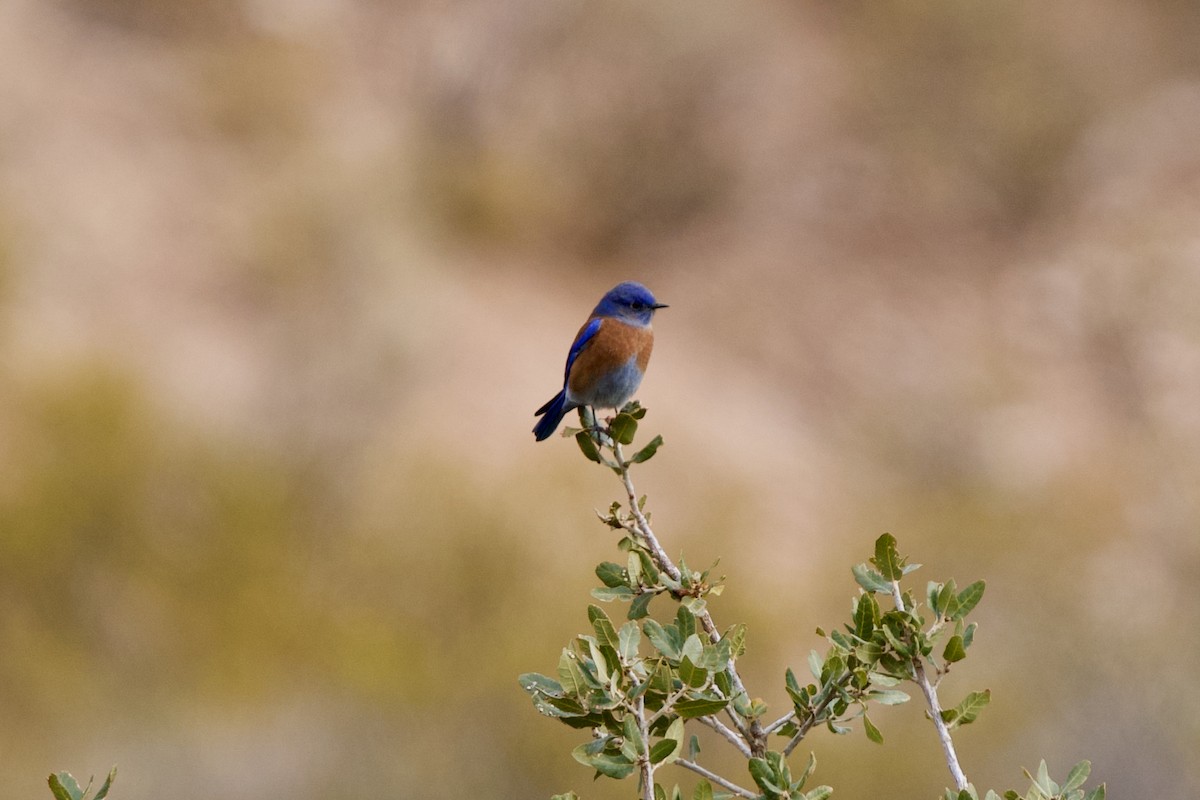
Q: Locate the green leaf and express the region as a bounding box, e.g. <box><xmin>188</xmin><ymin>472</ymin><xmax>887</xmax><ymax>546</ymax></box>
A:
<box><xmin>866</xmin><ymin>689</ymin><xmax>910</xmax><ymax>705</ymax></box>
<box><xmin>661</xmin><ymin>717</ymin><xmax>685</xmax><ymax>765</ymax></box>
<box><xmin>675</xmin><ymin>606</ymin><xmax>698</xmax><ymax>640</ymax></box>
<box><xmin>558</xmin><ymin>649</ymin><xmax>587</xmax><ymax>695</ymax></box>
<box><xmin>589</xmin><ymin>605</ymin><xmax>621</xmax><ymax>649</ymax></box>
<box><xmin>943</xmin><ymin>689</ymin><xmax>991</xmax><ymax>729</ymax></box>
<box><xmin>649</xmin><ymin>739</ymin><xmax>679</xmax><ymax>765</ymax></box>
<box><xmin>644</xmin><ymin>619</ymin><xmax>682</xmax><ymax>660</ymax></box>
<box><xmin>571</xmin><ymin>744</ymin><xmax>636</xmax><ymax>780</ymax></box>
<box><xmin>550</xmin><ymin>792</ymin><xmax>580</xmax><ymax>800</ymax></box>
<box><xmin>93</xmin><ymin>768</ymin><xmax>117</xmax><ymax>800</ymax></box>
<box><xmin>805</xmin><ymin>787</ymin><xmax>833</xmax><ymax>800</ymax></box>
<box><xmin>749</xmin><ymin>757</ymin><xmax>785</xmax><ymax>796</ymax></box>
<box><xmin>519</xmin><ymin>672</ymin><xmax>565</xmax><ymax>696</ymax></box>
<box><xmin>48</xmin><ymin>774</ymin><xmax>82</xmax><ymax>800</ymax></box>
<box><xmin>1062</xmin><ymin>761</ymin><xmax>1091</xmax><ymax>792</ymax></box>
<box><xmin>853</xmin><ymin>593</ymin><xmax>878</xmax><ymax>639</ymax></box>
<box><xmin>631</xmin><ymin>435</ymin><xmax>664</xmax><ymax>464</ymax></box>
<box><xmin>692</xmin><ymin>780</ymin><xmax>714</xmax><ymax>800</ymax></box>
<box><xmin>723</xmin><ymin>623</ymin><xmax>748</xmax><ymax>658</ymax></box>
<box><xmin>622</xmin><ymin>715</ymin><xmax>645</xmax><ymax>760</ymax></box>
<box><xmin>629</xmin><ymin>591</ymin><xmax>654</xmax><ymax>620</ymax></box>
<box><xmin>679</xmin><ymin>655</ymin><xmax>708</xmax><ymax>688</ymax></box>
<box><xmin>675</xmin><ymin>696</ymin><xmax>729</xmax><ymax>718</ymax></box>
<box><xmin>591</xmin><ymin>586</ymin><xmax>635</xmax><ymax>602</ymax></box>
<box><xmin>610</xmin><ymin>413</ymin><xmax>639</xmax><ymax>445</ymax></box>
<box><xmin>596</xmin><ymin>562</ymin><xmax>627</xmax><ymax>588</ymax></box>
<box><xmin>807</xmin><ymin>650</ymin><xmax>823</xmax><ymax>680</ymax></box>
<box><xmin>680</xmin><ymin>634</ymin><xmax>705</xmax><ymax>666</ymax></box>
<box><xmin>1083</xmin><ymin>785</ymin><xmax>1105</xmax><ymax>800</ymax></box>
<box><xmin>952</xmin><ymin>581</ymin><xmax>986</xmax><ymax>620</ymax></box>
<box><xmin>575</xmin><ymin>431</ymin><xmax>603</xmax><ymax>462</ymax></box>
<box><xmin>872</xmin><ymin>533</ymin><xmax>903</xmax><ymax>580</ymax></box>
<box><xmin>619</xmin><ymin>621</ymin><xmax>641</xmax><ymax>663</ymax></box>
<box><xmin>795</xmin><ymin>751</ymin><xmax>816</xmax><ymax>790</ymax></box>
<box><xmin>852</xmin><ymin>563</ymin><xmax>892</xmax><ymax>593</ymax></box>
<box><xmin>962</xmin><ymin>621</ymin><xmax>978</xmax><ymax>648</ymax></box>
<box><xmin>683</xmin><ymin>596</ymin><xmax>707</xmax><ymax>615</ymax></box>
<box><xmin>863</xmin><ymin>714</ymin><xmax>883</xmax><ymax>744</ymax></box>
<box><xmin>943</xmin><ymin>635</ymin><xmax>967</xmax><ymax>663</ymax></box>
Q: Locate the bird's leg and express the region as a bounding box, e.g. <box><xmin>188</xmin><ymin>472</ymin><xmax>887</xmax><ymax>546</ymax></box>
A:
<box><xmin>578</xmin><ymin>406</ymin><xmax>613</xmax><ymax>448</ymax></box>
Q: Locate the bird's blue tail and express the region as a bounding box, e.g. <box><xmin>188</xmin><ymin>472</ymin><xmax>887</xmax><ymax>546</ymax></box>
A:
<box><xmin>533</xmin><ymin>390</ymin><xmax>572</xmax><ymax>441</ymax></box>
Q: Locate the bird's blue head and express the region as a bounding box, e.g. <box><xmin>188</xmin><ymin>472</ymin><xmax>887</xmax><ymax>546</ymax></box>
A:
<box><xmin>592</xmin><ymin>282</ymin><xmax>667</xmax><ymax>327</ymax></box>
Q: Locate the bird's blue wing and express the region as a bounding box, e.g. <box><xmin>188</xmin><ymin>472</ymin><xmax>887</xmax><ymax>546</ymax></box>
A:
<box><xmin>563</xmin><ymin>317</ymin><xmax>602</xmax><ymax>385</ymax></box>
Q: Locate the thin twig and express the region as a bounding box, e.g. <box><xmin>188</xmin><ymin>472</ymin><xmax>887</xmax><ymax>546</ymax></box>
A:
<box><xmin>782</xmin><ymin>675</ymin><xmax>849</xmax><ymax>757</ymax></box>
<box><xmin>634</xmin><ymin>691</ymin><xmax>655</xmax><ymax>800</ymax></box>
<box><xmin>697</xmin><ymin>715</ymin><xmax>754</xmax><ymax>758</ymax></box>
<box><xmin>612</xmin><ymin>441</ymin><xmax>763</xmax><ymax>752</ymax></box>
<box><xmin>675</xmin><ymin>759</ymin><xmax>758</xmax><ymax>799</ymax></box>
<box><xmin>762</xmin><ymin>710</ymin><xmax>796</xmax><ymax>736</ymax></box>
<box><xmin>890</xmin><ymin>580</ymin><xmax>969</xmax><ymax>791</ymax></box>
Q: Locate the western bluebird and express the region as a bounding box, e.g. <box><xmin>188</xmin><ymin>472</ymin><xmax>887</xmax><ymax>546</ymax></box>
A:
<box><xmin>533</xmin><ymin>281</ymin><xmax>667</xmax><ymax>441</ymax></box>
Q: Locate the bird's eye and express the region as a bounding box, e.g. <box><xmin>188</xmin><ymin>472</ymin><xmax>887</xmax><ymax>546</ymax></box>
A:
<box><xmin>631</xmin><ymin>302</ymin><xmax>645</xmax><ymax>310</ymax></box>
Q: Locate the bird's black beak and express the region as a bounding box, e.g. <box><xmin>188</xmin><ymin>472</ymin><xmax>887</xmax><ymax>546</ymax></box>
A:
<box><xmin>653</xmin><ymin>303</ymin><xmax>669</xmax><ymax>310</ymax></box>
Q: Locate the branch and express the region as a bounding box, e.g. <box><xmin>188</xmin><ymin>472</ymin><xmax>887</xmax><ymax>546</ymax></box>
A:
<box><xmin>890</xmin><ymin>579</ymin><xmax>968</xmax><ymax>791</ymax></box>
<box><xmin>674</xmin><ymin>759</ymin><xmax>758</xmax><ymax>799</ymax></box>
<box><xmin>634</xmin><ymin>691</ymin><xmax>655</xmax><ymax>800</ymax></box>
<box><xmin>697</xmin><ymin>715</ymin><xmax>754</xmax><ymax>758</ymax></box>
<box><xmin>611</xmin><ymin>441</ymin><xmax>765</xmax><ymax>753</ymax></box>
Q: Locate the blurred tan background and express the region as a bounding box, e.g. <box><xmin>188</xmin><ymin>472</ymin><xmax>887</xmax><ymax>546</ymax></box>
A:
<box><xmin>2</xmin><ymin>0</ymin><xmax>1199</xmax><ymax>797</ymax></box>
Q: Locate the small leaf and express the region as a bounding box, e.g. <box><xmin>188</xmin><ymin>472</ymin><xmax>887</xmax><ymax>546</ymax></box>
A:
<box><xmin>867</xmin><ymin>689</ymin><xmax>910</xmax><ymax>705</ymax></box>
<box><xmin>1035</xmin><ymin>760</ymin><xmax>1053</xmax><ymax>795</ymax></box>
<box><xmin>550</xmin><ymin>792</ymin><xmax>580</xmax><ymax>800</ymax></box>
<box><xmin>629</xmin><ymin>592</ymin><xmax>654</xmax><ymax>620</ymax></box>
<box><xmin>630</xmin><ymin>435</ymin><xmax>664</xmax><ymax>464</ymax></box>
<box><xmin>675</xmin><ymin>696</ymin><xmax>729</xmax><ymax>718</ymax></box>
<box><xmin>852</xmin><ymin>563</ymin><xmax>892</xmax><ymax>594</ymax></box>
<box><xmin>944</xmin><ymin>689</ymin><xmax>991</xmax><ymax>729</ymax></box>
<box><xmin>591</xmin><ymin>586</ymin><xmax>635</xmax><ymax>602</ymax></box>
<box><xmin>805</xmin><ymin>787</ymin><xmax>833</xmax><ymax>800</ymax></box>
<box><xmin>808</xmin><ymin>650</ymin><xmax>823</xmax><ymax>680</ymax></box>
<box><xmin>589</xmin><ymin>605</ymin><xmax>620</xmax><ymax>649</ymax></box>
<box><xmin>688</xmin><ymin>734</ymin><xmax>701</xmax><ymax>760</ymax></box>
<box><xmin>1083</xmin><ymin>785</ymin><xmax>1105</xmax><ymax>800</ymax></box>
<box><xmin>644</xmin><ymin>619</ymin><xmax>682</xmax><ymax>660</ymax></box>
<box><xmin>660</xmin><ymin>717</ymin><xmax>685</xmax><ymax>766</ymax></box>
<box><xmin>952</xmin><ymin>581</ymin><xmax>986</xmax><ymax>620</ymax></box>
<box><xmin>795</xmin><ymin>751</ymin><xmax>816</xmax><ymax>790</ymax></box>
<box><xmin>749</xmin><ymin>757</ymin><xmax>785</xmax><ymax>795</ymax></box>
<box><xmin>619</xmin><ymin>621</ymin><xmax>641</xmax><ymax>663</ymax></box>
<box><xmin>943</xmin><ymin>635</ymin><xmax>967</xmax><ymax>663</ymax></box>
<box><xmin>48</xmin><ymin>774</ymin><xmax>81</xmax><ymax>800</ymax></box>
<box><xmin>575</xmin><ymin>431</ymin><xmax>603</xmax><ymax>463</ymax></box>
<box><xmin>679</xmin><ymin>655</ymin><xmax>708</xmax><ymax>688</ymax></box>
<box><xmin>595</xmin><ymin>562</ymin><xmax>627</xmax><ymax>588</ymax></box>
<box><xmin>610</xmin><ymin>413</ymin><xmax>638</xmax><ymax>445</ymax></box>
<box><xmin>863</xmin><ymin>714</ymin><xmax>883</xmax><ymax>744</ymax></box>
<box><xmin>93</xmin><ymin>767</ymin><xmax>117</xmax><ymax>800</ymax></box>
<box><xmin>872</xmin><ymin>533</ymin><xmax>903</xmax><ymax>580</ymax></box>
<box><xmin>693</xmin><ymin>780</ymin><xmax>714</xmax><ymax>800</ymax></box>
<box><xmin>649</xmin><ymin>739</ymin><xmax>679</xmax><ymax>765</ymax></box>
<box><xmin>1062</xmin><ymin>761</ymin><xmax>1091</xmax><ymax>792</ymax></box>
<box><xmin>571</xmin><ymin>744</ymin><xmax>636</xmax><ymax>780</ymax></box>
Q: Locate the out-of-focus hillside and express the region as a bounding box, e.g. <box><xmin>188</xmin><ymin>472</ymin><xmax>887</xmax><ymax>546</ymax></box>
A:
<box><xmin>2</xmin><ymin>1</ymin><xmax>1200</xmax><ymax>798</ymax></box>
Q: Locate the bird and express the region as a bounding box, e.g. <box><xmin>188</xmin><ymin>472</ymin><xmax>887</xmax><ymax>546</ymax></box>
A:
<box><xmin>533</xmin><ymin>281</ymin><xmax>667</xmax><ymax>441</ymax></box>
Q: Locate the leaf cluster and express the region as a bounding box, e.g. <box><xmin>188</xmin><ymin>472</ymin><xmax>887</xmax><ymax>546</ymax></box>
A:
<box><xmin>48</xmin><ymin>769</ymin><xmax>116</xmax><ymax>800</ymax></box>
<box><xmin>946</xmin><ymin>760</ymin><xmax>1105</xmax><ymax>800</ymax></box>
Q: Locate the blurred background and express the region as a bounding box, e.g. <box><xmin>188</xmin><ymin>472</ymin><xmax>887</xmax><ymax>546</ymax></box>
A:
<box><xmin>2</xmin><ymin>0</ymin><xmax>1199</xmax><ymax>797</ymax></box>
